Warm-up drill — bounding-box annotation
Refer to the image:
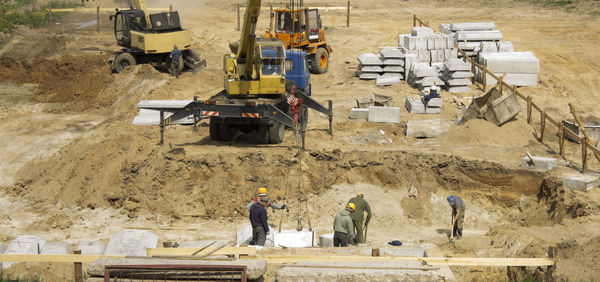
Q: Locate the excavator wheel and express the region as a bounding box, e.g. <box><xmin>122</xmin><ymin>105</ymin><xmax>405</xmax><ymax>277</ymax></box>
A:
<box><xmin>209</xmin><ymin>117</ymin><xmax>221</xmax><ymax>141</ymax></box>
<box><xmin>113</xmin><ymin>52</ymin><xmax>136</xmax><ymax>73</ymax></box>
<box><xmin>310</xmin><ymin>47</ymin><xmax>329</xmax><ymax>74</ymax></box>
<box><xmin>268</xmin><ymin>122</ymin><xmax>285</xmax><ymax>144</ymax></box>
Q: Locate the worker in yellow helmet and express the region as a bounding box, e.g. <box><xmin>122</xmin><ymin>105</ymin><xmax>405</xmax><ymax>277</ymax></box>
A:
<box><xmin>347</xmin><ymin>192</ymin><xmax>372</xmax><ymax>244</ymax></box>
<box><xmin>332</xmin><ymin>203</ymin><xmax>355</xmax><ymax>247</ymax></box>
<box><xmin>246</xmin><ymin>187</ymin><xmax>286</xmax><ymax>211</ymax></box>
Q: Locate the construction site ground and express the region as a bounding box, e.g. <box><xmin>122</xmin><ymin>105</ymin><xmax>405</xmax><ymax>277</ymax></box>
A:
<box><xmin>0</xmin><ymin>0</ymin><xmax>599</xmax><ymax>280</ymax></box>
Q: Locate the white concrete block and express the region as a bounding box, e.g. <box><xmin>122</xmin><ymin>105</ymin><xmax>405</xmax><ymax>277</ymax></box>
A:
<box><xmin>398</xmin><ymin>34</ymin><xmax>409</xmax><ymax>48</ymax></box>
<box><xmin>521</xmin><ymin>156</ymin><xmax>557</xmax><ymax>171</ymax></box>
<box><xmin>382</xmin><ymin>66</ymin><xmax>404</xmax><ymax>72</ymax></box>
<box><xmin>562</xmin><ymin>175</ymin><xmax>596</xmax><ymax>191</ymax></box>
<box><xmin>383</xmin><ymin>59</ymin><xmax>405</xmax><ymax>66</ymax></box>
<box><xmin>360</xmin><ymin>65</ymin><xmax>384</xmax><ymax>73</ymax></box>
<box><xmin>450</xmin><ymin>22</ymin><xmax>496</xmax><ymax>31</ymax></box>
<box><xmin>274</xmin><ymin>230</ymin><xmax>316</xmax><ymax>248</ymax></box>
<box><xmin>3</xmin><ymin>235</ymin><xmax>45</xmax><ymax>269</ymax></box>
<box><xmin>456</xmin><ymin>30</ymin><xmax>503</xmax><ymax>41</ymax></box>
<box><xmin>411</xmin><ymin>26</ymin><xmax>434</xmax><ymax>36</ymax></box>
<box><xmin>376</xmin><ymin>76</ymin><xmax>402</xmax><ymax>86</ymax></box>
<box><xmin>445</xmin><ymin>59</ymin><xmax>471</xmax><ymax>71</ymax></box>
<box><xmin>425</xmin><ymin>107</ymin><xmax>441</xmax><ymax>114</ymax></box>
<box><xmin>404</xmin><ymin>36</ymin><xmax>416</xmax><ymax>50</ymax></box>
<box><xmin>368</xmin><ymin>106</ymin><xmax>401</xmax><ymax>123</ymax></box>
<box><xmin>383</xmin><ymin>247</ymin><xmax>427</xmax><ymax>257</ymax></box>
<box><xmin>41</xmin><ymin>242</ymin><xmax>71</xmax><ymax>255</ymax></box>
<box><xmin>427</xmin><ymin>36</ymin><xmax>435</xmax><ymax>50</ymax></box>
<box><xmin>446</xmin><ymin>78</ymin><xmax>472</xmax><ymax>86</ymax></box>
<box><xmin>426</xmin><ymin>98</ymin><xmax>443</xmax><ymax>108</ymax></box>
<box><xmin>411</xmin><ymin>64</ymin><xmax>438</xmax><ymax>78</ymax></box>
<box><xmin>358</xmin><ymin>72</ymin><xmax>380</xmax><ymax>80</ymax></box>
<box><xmin>438</xmin><ymin>23</ymin><xmax>451</xmax><ymax>34</ymax></box>
<box><xmin>381</xmin><ymin>73</ymin><xmax>404</xmax><ymax>79</ymax></box>
<box><xmin>405</xmin><ymin>97</ymin><xmax>426</xmax><ymax>114</ymax></box>
<box><xmin>458</xmin><ymin>41</ymin><xmax>481</xmax><ymax>51</ymax></box>
<box><xmin>497</xmin><ymin>41</ymin><xmax>515</xmax><ymax>52</ymax></box>
<box><xmin>447</xmin><ymin>86</ymin><xmax>472</xmax><ymax>93</ymax></box>
<box><xmin>380</xmin><ymin>47</ymin><xmax>406</xmax><ymax>59</ymax></box>
<box><xmin>416</xmin><ymin>77</ymin><xmax>445</xmax><ymax>87</ymax></box>
<box><xmin>415</xmin><ymin>36</ymin><xmax>428</xmax><ymax>50</ymax></box>
<box><xmin>179</xmin><ymin>240</ymin><xmax>233</xmax><ymax>248</ymax></box>
<box><xmin>406</xmin><ymin>119</ymin><xmax>451</xmax><ymax>138</ymax></box>
<box><xmin>431</xmin><ymin>62</ymin><xmax>445</xmax><ymax>73</ymax></box>
<box><xmin>480</xmin><ymin>41</ymin><xmax>498</xmax><ymax>53</ymax></box>
<box><xmin>444</xmin><ymin>48</ymin><xmax>458</xmax><ymax>60</ymax></box>
<box><xmin>104</xmin><ymin>229</ymin><xmax>158</xmax><ymax>256</ymax></box>
<box><xmin>443</xmin><ymin>70</ymin><xmax>474</xmax><ymax>78</ymax></box>
<box><xmin>350</xmin><ymin>108</ymin><xmax>369</xmax><ymax>119</ymax></box>
<box><xmin>434</xmin><ymin>34</ymin><xmax>447</xmax><ymax>49</ymax></box>
<box><xmin>357</xmin><ymin>53</ymin><xmax>383</xmax><ymax>65</ymax></box>
<box><xmin>77</xmin><ymin>241</ymin><xmax>105</xmax><ymax>255</ymax></box>
<box><xmin>481</xmin><ymin>73</ymin><xmax>538</xmax><ymax>87</ymax></box>
<box><xmin>319</xmin><ymin>233</ymin><xmax>334</xmax><ymax>247</ymax></box>
<box><xmin>480</xmin><ymin>52</ymin><xmax>540</xmax><ymax>73</ymax></box>
<box><xmin>417</xmin><ymin>49</ymin><xmax>430</xmax><ymax>62</ymax></box>
<box><xmin>447</xmin><ymin>36</ymin><xmax>455</xmax><ymax>48</ymax></box>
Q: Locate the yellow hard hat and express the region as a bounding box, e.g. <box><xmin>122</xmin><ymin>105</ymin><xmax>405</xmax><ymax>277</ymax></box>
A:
<box><xmin>346</xmin><ymin>203</ymin><xmax>356</xmax><ymax>211</ymax></box>
<box><xmin>357</xmin><ymin>192</ymin><xmax>363</xmax><ymax>197</ymax></box>
<box><xmin>257</xmin><ymin>187</ymin><xmax>268</xmax><ymax>195</ymax></box>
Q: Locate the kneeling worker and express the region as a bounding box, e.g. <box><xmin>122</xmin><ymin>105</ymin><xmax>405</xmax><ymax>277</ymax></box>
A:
<box><xmin>333</xmin><ymin>203</ymin><xmax>355</xmax><ymax>247</ymax></box>
<box><xmin>447</xmin><ymin>195</ymin><xmax>466</xmax><ymax>239</ymax></box>
<box><xmin>247</xmin><ymin>187</ymin><xmax>286</xmax><ymax>211</ymax></box>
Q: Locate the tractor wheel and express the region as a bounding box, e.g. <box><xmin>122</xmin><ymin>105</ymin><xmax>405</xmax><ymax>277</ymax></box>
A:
<box><xmin>220</xmin><ymin>121</ymin><xmax>235</xmax><ymax>142</ymax></box>
<box><xmin>310</xmin><ymin>47</ymin><xmax>329</xmax><ymax>74</ymax></box>
<box><xmin>209</xmin><ymin>117</ymin><xmax>221</xmax><ymax>141</ymax></box>
<box><xmin>113</xmin><ymin>52</ymin><xmax>136</xmax><ymax>73</ymax></box>
<box><xmin>268</xmin><ymin>122</ymin><xmax>285</xmax><ymax>144</ymax></box>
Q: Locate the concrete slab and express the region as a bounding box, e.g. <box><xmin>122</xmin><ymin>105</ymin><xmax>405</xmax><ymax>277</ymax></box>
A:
<box><xmin>444</xmin><ymin>48</ymin><xmax>458</xmax><ymax>60</ymax></box>
<box><xmin>563</xmin><ymin>174</ymin><xmax>597</xmax><ymax>191</ymax></box>
<box><xmin>416</xmin><ymin>77</ymin><xmax>445</xmax><ymax>87</ymax></box>
<box><xmin>357</xmin><ymin>53</ymin><xmax>383</xmax><ymax>65</ymax></box>
<box><xmin>406</xmin><ymin>119</ymin><xmax>451</xmax><ymax>138</ymax></box>
<box><xmin>443</xmin><ymin>70</ymin><xmax>474</xmax><ymax>78</ymax></box>
<box><xmin>381</xmin><ymin>73</ymin><xmax>404</xmax><ymax>79</ymax></box>
<box><xmin>350</xmin><ymin>108</ymin><xmax>369</xmax><ymax>119</ymax></box>
<box><xmin>447</xmin><ymin>86</ymin><xmax>472</xmax><ymax>93</ymax></box>
<box><xmin>446</xmin><ymin>78</ymin><xmax>473</xmax><ymax>86</ymax></box>
<box><xmin>77</xmin><ymin>241</ymin><xmax>105</xmax><ymax>255</ymax></box>
<box><xmin>104</xmin><ymin>229</ymin><xmax>159</xmax><ymax>256</ymax></box>
<box><xmin>411</xmin><ymin>26</ymin><xmax>434</xmax><ymax>36</ymax></box>
<box><xmin>450</xmin><ymin>22</ymin><xmax>496</xmax><ymax>31</ymax></box>
<box><xmin>41</xmin><ymin>241</ymin><xmax>71</xmax><ymax>255</ymax></box>
<box><xmin>480</xmin><ymin>72</ymin><xmax>538</xmax><ymax>86</ymax></box>
<box><xmin>88</xmin><ymin>257</ymin><xmax>267</xmax><ymax>280</ymax></box>
<box><xmin>133</xmin><ymin>109</ymin><xmax>195</xmax><ymax>126</ymax></box>
<box><xmin>379</xmin><ymin>47</ymin><xmax>406</xmax><ymax>59</ymax></box>
<box><xmin>480</xmin><ymin>41</ymin><xmax>498</xmax><ymax>53</ymax></box>
<box><xmin>457</xmin><ymin>41</ymin><xmax>481</xmax><ymax>51</ymax></box>
<box><xmin>445</xmin><ymin>59</ymin><xmax>471</xmax><ymax>71</ymax></box>
<box><xmin>411</xmin><ymin>64</ymin><xmax>438</xmax><ymax>78</ymax></box>
<box><xmin>358</xmin><ymin>72</ymin><xmax>380</xmax><ymax>80</ymax></box>
<box><xmin>236</xmin><ymin>224</ymin><xmax>276</xmax><ymax>247</ymax></box>
<box><xmin>368</xmin><ymin>106</ymin><xmax>400</xmax><ymax>123</ymax></box>
<box><xmin>521</xmin><ymin>156</ymin><xmax>557</xmax><ymax>171</ymax></box>
<box><xmin>382</xmin><ymin>66</ymin><xmax>404</xmax><ymax>73</ymax></box>
<box><xmin>497</xmin><ymin>41</ymin><xmax>515</xmax><ymax>52</ymax></box>
<box><xmin>455</xmin><ymin>30</ymin><xmax>503</xmax><ymax>41</ymax></box>
<box><xmin>360</xmin><ymin>65</ymin><xmax>384</xmax><ymax>73</ymax></box>
<box><xmin>431</xmin><ymin>62</ymin><xmax>445</xmax><ymax>73</ymax></box>
<box><xmin>376</xmin><ymin>76</ymin><xmax>402</xmax><ymax>86</ymax></box>
<box><xmin>480</xmin><ymin>52</ymin><xmax>540</xmax><ymax>73</ymax></box>
<box><xmin>274</xmin><ymin>230</ymin><xmax>316</xmax><ymax>247</ymax></box>
<box><xmin>405</xmin><ymin>97</ymin><xmax>425</xmax><ymax>114</ymax></box>
<box><xmin>3</xmin><ymin>235</ymin><xmax>45</xmax><ymax>269</ymax></box>
<box><xmin>382</xmin><ymin>59</ymin><xmax>404</xmax><ymax>66</ymax></box>
<box><xmin>319</xmin><ymin>233</ymin><xmax>334</xmax><ymax>247</ymax></box>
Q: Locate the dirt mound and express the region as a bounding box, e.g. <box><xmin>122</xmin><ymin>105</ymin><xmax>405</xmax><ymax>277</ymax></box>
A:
<box><xmin>0</xmin><ymin>54</ymin><xmax>113</xmax><ymax>111</ymax></box>
<box><xmin>443</xmin><ymin>118</ymin><xmax>537</xmax><ymax>147</ymax></box>
<box><xmin>538</xmin><ymin>176</ymin><xmax>591</xmax><ymax>223</ymax></box>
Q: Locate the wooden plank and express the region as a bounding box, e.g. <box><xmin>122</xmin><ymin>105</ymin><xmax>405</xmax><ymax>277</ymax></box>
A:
<box><xmin>0</xmin><ymin>254</ymin><xmax>124</xmax><ymax>263</ymax></box>
<box><xmin>147</xmin><ymin>247</ymin><xmax>256</xmax><ymax>257</ymax></box>
<box><xmin>51</xmin><ymin>8</ymin><xmax>170</xmax><ymax>12</ymax></box>
<box><xmin>255</xmin><ymin>256</ymin><xmax>554</xmax><ymax>267</ymax></box>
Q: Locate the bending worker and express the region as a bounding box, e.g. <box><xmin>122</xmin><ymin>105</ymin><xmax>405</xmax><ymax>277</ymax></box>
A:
<box><xmin>247</xmin><ymin>187</ymin><xmax>286</xmax><ymax>211</ymax></box>
<box><xmin>333</xmin><ymin>203</ymin><xmax>355</xmax><ymax>247</ymax></box>
<box><xmin>447</xmin><ymin>195</ymin><xmax>466</xmax><ymax>240</ymax></box>
<box><xmin>347</xmin><ymin>192</ymin><xmax>372</xmax><ymax>244</ymax></box>
<box><xmin>249</xmin><ymin>196</ymin><xmax>270</xmax><ymax>246</ymax></box>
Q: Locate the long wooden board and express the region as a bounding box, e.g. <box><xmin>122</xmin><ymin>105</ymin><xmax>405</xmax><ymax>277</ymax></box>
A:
<box><xmin>0</xmin><ymin>254</ymin><xmax>124</xmax><ymax>263</ymax></box>
<box><xmin>255</xmin><ymin>256</ymin><xmax>554</xmax><ymax>267</ymax></box>
<box><xmin>147</xmin><ymin>247</ymin><xmax>256</xmax><ymax>257</ymax></box>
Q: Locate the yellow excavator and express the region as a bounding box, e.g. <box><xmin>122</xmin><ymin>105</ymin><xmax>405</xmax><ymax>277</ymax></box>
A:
<box><xmin>108</xmin><ymin>0</ymin><xmax>205</xmax><ymax>73</ymax></box>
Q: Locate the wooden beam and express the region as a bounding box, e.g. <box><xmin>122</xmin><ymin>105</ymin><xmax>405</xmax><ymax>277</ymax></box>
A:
<box><xmin>254</xmin><ymin>256</ymin><xmax>554</xmax><ymax>267</ymax></box>
<box><xmin>147</xmin><ymin>247</ymin><xmax>256</xmax><ymax>257</ymax></box>
<box><xmin>0</xmin><ymin>254</ymin><xmax>124</xmax><ymax>263</ymax></box>
<box><xmin>569</xmin><ymin>102</ymin><xmax>600</xmax><ymax>164</ymax></box>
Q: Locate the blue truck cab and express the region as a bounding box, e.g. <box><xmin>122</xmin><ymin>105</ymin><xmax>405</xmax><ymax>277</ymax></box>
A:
<box><xmin>284</xmin><ymin>49</ymin><xmax>311</xmax><ymax>96</ymax></box>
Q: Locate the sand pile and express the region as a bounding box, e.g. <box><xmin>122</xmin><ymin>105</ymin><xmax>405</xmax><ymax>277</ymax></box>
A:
<box><xmin>444</xmin><ymin>118</ymin><xmax>536</xmax><ymax>146</ymax></box>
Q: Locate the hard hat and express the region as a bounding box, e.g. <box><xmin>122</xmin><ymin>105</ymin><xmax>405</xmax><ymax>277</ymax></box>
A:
<box><xmin>447</xmin><ymin>195</ymin><xmax>455</xmax><ymax>204</ymax></box>
<box><xmin>346</xmin><ymin>203</ymin><xmax>356</xmax><ymax>211</ymax></box>
<box><xmin>257</xmin><ymin>187</ymin><xmax>268</xmax><ymax>195</ymax></box>
<box><xmin>357</xmin><ymin>192</ymin><xmax>364</xmax><ymax>197</ymax></box>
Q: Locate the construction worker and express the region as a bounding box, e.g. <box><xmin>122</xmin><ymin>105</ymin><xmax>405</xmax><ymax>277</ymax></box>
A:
<box><xmin>447</xmin><ymin>195</ymin><xmax>466</xmax><ymax>240</ymax></box>
<box><xmin>246</xmin><ymin>187</ymin><xmax>286</xmax><ymax>211</ymax></box>
<box><xmin>347</xmin><ymin>192</ymin><xmax>372</xmax><ymax>244</ymax></box>
<box><xmin>249</xmin><ymin>196</ymin><xmax>270</xmax><ymax>246</ymax></box>
<box><xmin>169</xmin><ymin>44</ymin><xmax>182</xmax><ymax>78</ymax></box>
<box><xmin>333</xmin><ymin>203</ymin><xmax>355</xmax><ymax>247</ymax></box>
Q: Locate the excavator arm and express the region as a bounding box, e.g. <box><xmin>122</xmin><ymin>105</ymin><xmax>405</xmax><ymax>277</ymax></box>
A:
<box><xmin>131</xmin><ymin>0</ymin><xmax>151</xmax><ymax>29</ymax></box>
<box><xmin>237</xmin><ymin>0</ymin><xmax>262</xmax><ymax>80</ymax></box>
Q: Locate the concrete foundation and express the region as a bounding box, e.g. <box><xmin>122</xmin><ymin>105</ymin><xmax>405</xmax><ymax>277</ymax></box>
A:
<box><xmin>445</xmin><ymin>59</ymin><xmax>471</xmax><ymax>71</ymax></box>
<box><xmin>77</xmin><ymin>241</ymin><xmax>105</xmax><ymax>255</ymax></box>
<box><xmin>358</xmin><ymin>53</ymin><xmax>383</xmax><ymax>65</ymax></box>
<box><xmin>521</xmin><ymin>156</ymin><xmax>557</xmax><ymax>171</ymax></box>
<box><xmin>368</xmin><ymin>106</ymin><xmax>400</xmax><ymax>123</ymax></box>
<box><xmin>406</xmin><ymin>119</ymin><xmax>451</xmax><ymax>138</ymax></box>
<box><xmin>350</xmin><ymin>108</ymin><xmax>369</xmax><ymax>119</ymax></box>
<box><xmin>104</xmin><ymin>229</ymin><xmax>159</xmax><ymax>256</ymax></box>
<box><xmin>376</xmin><ymin>76</ymin><xmax>402</xmax><ymax>86</ymax></box>
<box><xmin>381</xmin><ymin>247</ymin><xmax>427</xmax><ymax>257</ymax></box>
<box><xmin>41</xmin><ymin>241</ymin><xmax>72</xmax><ymax>255</ymax></box>
<box><xmin>319</xmin><ymin>233</ymin><xmax>334</xmax><ymax>247</ymax></box>
<box><xmin>563</xmin><ymin>174</ymin><xmax>597</xmax><ymax>191</ymax></box>
<box><xmin>274</xmin><ymin>230</ymin><xmax>316</xmax><ymax>248</ymax></box>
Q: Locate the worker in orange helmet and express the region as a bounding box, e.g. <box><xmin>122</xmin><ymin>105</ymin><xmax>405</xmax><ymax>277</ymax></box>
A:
<box><xmin>246</xmin><ymin>187</ymin><xmax>286</xmax><ymax>211</ymax></box>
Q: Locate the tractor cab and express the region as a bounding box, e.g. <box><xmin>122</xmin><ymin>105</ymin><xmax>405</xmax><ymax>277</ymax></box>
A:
<box><xmin>272</xmin><ymin>8</ymin><xmax>323</xmax><ymax>46</ymax></box>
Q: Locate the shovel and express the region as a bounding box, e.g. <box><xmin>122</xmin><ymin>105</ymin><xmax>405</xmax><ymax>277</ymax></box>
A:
<box><xmin>448</xmin><ymin>217</ymin><xmax>455</xmax><ymax>244</ymax></box>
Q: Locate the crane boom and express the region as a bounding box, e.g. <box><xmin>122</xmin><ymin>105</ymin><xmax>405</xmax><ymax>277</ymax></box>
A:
<box><xmin>237</xmin><ymin>0</ymin><xmax>262</xmax><ymax>80</ymax></box>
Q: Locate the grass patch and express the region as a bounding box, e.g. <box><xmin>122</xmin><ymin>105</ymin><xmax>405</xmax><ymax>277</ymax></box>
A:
<box><xmin>0</xmin><ymin>0</ymin><xmax>83</xmax><ymax>33</ymax></box>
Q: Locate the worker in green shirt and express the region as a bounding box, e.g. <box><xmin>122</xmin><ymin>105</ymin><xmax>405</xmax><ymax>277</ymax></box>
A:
<box><xmin>347</xmin><ymin>192</ymin><xmax>372</xmax><ymax>244</ymax></box>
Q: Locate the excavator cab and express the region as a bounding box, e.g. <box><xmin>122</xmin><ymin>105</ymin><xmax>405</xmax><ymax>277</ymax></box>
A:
<box><xmin>112</xmin><ymin>9</ymin><xmax>147</xmax><ymax>47</ymax></box>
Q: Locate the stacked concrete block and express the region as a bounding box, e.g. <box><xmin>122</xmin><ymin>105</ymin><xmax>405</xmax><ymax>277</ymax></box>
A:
<box><xmin>407</xmin><ymin>63</ymin><xmax>444</xmax><ymax>91</ymax></box>
<box><xmin>379</xmin><ymin>47</ymin><xmax>405</xmax><ymax>80</ymax></box>
<box><xmin>477</xmin><ymin>51</ymin><xmax>540</xmax><ymax>86</ymax></box>
<box><xmin>497</xmin><ymin>41</ymin><xmax>515</xmax><ymax>52</ymax></box>
<box><xmin>405</xmin><ymin>97</ymin><xmax>442</xmax><ymax>114</ymax></box>
<box><xmin>440</xmin><ymin>59</ymin><xmax>473</xmax><ymax>93</ymax></box>
<box><xmin>441</xmin><ymin>22</ymin><xmax>503</xmax><ymax>59</ymax></box>
<box><xmin>399</xmin><ymin>27</ymin><xmax>457</xmax><ymax>69</ymax></box>
<box><xmin>357</xmin><ymin>53</ymin><xmax>383</xmax><ymax>80</ymax></box>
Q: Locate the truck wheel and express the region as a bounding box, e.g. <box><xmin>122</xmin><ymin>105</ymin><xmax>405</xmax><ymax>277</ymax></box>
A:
<box><xmin>220</xmin><ymin>122</ymin><xmax>235</xmax><ymax>142</ymax></box>
<box><xmin>310</xmin><ymin>47</ymin><xmax>329</xmax><ymax>74</ymax></box>
<box><xmin>113</xmin><ymin>52</ymin><xmax>136</xmax><ymax>73</ymax></box>
<box><xmin>258</xmin><ymin>125</ymin><xmax>270</xmax><ymax>144</ymax></box>
<box><xmin>209</xmin><ymin>117</ymin><xmax>221</xmax><ymax>141</ymax></box>
<box><xmin>268</xmin><ymin>122</ymin><xmax>285</xmax><ymax>144</ymax></box>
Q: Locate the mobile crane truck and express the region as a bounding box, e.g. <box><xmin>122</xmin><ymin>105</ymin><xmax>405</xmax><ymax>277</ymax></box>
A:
<box><xmin>108</xmin><ymin>0</ymin><xmax>206</xmax><ymax>73</ymax></box>
<box><xmin>132</xmin><ymin>0</ymin><xmax>332</xmax><ymax>145</ymax></box>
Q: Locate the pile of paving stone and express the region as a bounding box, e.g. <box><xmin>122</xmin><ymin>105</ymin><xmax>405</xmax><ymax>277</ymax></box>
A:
<box><xmin>440</xmin><ymin>59</ymin><xmax>474</xmax><ymax>92</ymax></box>
<box><xmin>438</xmin><ymin>22</ymin><xmax>503</xmax><ymax>58</ymax></box>
<box><xmin>407</xmin><ymin>62</ymin><xmax>444</xmax><ymax>91</ymax></box>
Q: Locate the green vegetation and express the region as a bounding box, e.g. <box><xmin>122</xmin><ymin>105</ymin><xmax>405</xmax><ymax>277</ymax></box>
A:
<box><xmin>0</xmin><ymin>271</ymin><xmax>40</xmax><ymax>282</ymax></box>
<box><xmin>514</xmin><ymin>0</ymin><xmax>600</xmax><ymax>16</ymax></box>
<box><xmin>0</xmin><ymin>0</ymin><xmax>83</xmax><ymax>33</ymax></box>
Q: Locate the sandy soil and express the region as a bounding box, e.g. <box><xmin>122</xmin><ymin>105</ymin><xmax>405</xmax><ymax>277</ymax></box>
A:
<box><xmin>0</xmin><ymin>0</ymin><xmax>600</xmax><ymax>280</ymax></box>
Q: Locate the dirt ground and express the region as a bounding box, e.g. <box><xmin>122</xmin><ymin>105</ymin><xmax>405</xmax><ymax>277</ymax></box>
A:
<box><xmin>1</xmin><ymin>0</ymin><xmax>600</xmax><ymax>280</ymax></box>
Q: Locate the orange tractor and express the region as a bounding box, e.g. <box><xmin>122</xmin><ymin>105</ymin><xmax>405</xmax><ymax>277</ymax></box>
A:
<box><xmin>265</xmin><ymin>7</ymin><xmax>332</xmax><ymax>74</ymax></box>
